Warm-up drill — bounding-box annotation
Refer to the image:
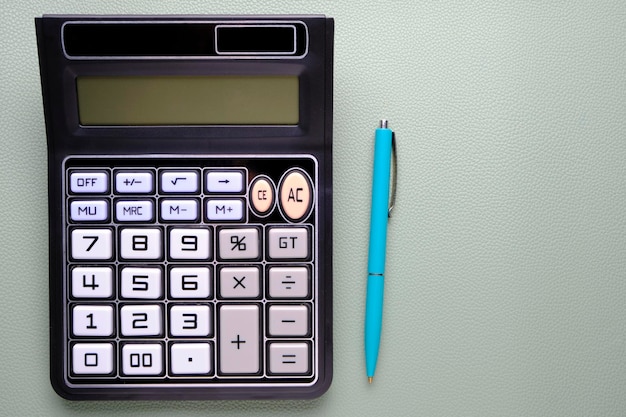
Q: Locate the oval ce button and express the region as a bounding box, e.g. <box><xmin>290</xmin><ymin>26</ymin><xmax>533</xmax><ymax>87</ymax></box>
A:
<box><xmin>279</xmin><ymin>169</ymin><xmax>313</xmax><ymax>222</ymax></box>
<box><xmin>249</xmin><ymin>175</ymin><xmax>275</xmax><ymax>217</ymax></box>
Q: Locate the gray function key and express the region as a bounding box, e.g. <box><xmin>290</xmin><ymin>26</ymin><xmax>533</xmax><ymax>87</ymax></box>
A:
<box><xmin>206</xmin><ymin>170</ymin><xmax>244</xmax><ymax>193</ymax></box>
<box><xmin>219</xmin><ymin>267</ymin><xmax>261</xmax><ymax>299</ymax></box>
<box><xmin>268</xmin><ymin>342</ymin><xmax>310</xmax><ymax>375</ymax></box>
<box><xmin>267</xmin><ymin>227</ymin><xmax>310</xmax><ymax>260</ymax></box>
<box><xmin>219</xmin><ymin>304</ymin><xmax>260</xmax><ymax>375</ymax></box>
<box><xmin>115</xmin><ymin>171</ymin><xmax>154</xmax><ymax>194</ymax></box>
<box><xmin>70</xmin><ymin>171</ymin><xmax>109</xmax><ymax>194</ymax></box>
<box><xmin>268</xmin><ymin>266</ymin><xmax>310</xmax><ymax>299</ymax></box>
<box><xmin>268</xmin><ymin>304</ymin><xmax>310</xmax><ymax>337</ymax></box>
<box><xmin>161</xmin><ymin>171</ymin><xmax>199</xmax><ymax>193</ymax></box>
<box><xmin>218</xmin><ymin>228</ymin><xmax>260</xmax><ymax>260</ymax></box>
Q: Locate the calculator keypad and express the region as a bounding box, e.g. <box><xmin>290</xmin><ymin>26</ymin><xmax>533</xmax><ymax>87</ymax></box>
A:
<box><xmin>64</xmin><ymin>157</ymin><xmax>318</xmax><ymax>387</ymax></box>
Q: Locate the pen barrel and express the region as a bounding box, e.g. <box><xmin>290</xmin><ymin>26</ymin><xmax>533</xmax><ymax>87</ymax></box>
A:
<box><xmin>365</xmin><ymin>273</ymin><xmax>385</xmax><ymax>377</ymax></box>
<box><xmin>367</xmin><ymin>127</ymin><xmax>393</xmax><ymax>274</ymax></box>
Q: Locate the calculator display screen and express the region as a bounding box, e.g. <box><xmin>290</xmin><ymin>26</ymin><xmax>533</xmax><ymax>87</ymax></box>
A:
<box><xmin>76</xmin><ymin>75</ymin><xmax>299</xmax><ymax>126</ymax></box>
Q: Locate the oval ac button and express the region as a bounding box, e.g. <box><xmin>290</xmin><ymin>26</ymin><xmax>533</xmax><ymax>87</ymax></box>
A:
<box><xmin>278</xmin><ymin>169</ymin><xmax>313</xmax><ymax>222</ymax></box>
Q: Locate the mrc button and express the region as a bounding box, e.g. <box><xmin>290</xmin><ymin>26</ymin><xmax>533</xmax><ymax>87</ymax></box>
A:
<box><xmin>278</xmin><ymin>169</ymin><xmax>313</xmax><ymax>222</ymax></box>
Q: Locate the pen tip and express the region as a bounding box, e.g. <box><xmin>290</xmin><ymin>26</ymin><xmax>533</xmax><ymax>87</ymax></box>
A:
<box><xmin>368</xmin><ymin>377</ymin><xmax>373</xmax><ymax>384</ymax></box>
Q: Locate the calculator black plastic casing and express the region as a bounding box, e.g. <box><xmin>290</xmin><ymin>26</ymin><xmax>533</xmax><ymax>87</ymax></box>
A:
<box><xmin>36</xmin><ymin>15</ymin><xmax>333</xmax><ymax>400</ymax></box>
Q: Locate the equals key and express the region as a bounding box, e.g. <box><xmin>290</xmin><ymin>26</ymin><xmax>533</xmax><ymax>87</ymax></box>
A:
<box><xmin>269</xmin><ymin>343</ymin><xmax>310</xmax><ymax>375</ymax></box>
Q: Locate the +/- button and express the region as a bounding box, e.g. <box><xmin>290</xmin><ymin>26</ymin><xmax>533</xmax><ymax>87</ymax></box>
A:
<box><xmin>115</xmin><ymin>171</ymin><xmax>154</xmax><ymax>194</ymax></box>
<box><xmin>278</xmin><ymin>169</ymin><xmax>313</xmax><ymax>222</ymax></box>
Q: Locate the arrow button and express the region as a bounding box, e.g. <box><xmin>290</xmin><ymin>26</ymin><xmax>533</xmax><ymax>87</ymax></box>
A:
<box><xmin>206</xmin><ymin>171</ymin><xmax>244</xmax><ymax>193</ymax></box>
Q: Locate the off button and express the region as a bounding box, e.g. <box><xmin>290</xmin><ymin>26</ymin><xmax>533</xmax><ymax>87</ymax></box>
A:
<box><xmin>278</xmin><ymin>169</ymin><xmax>313</xmax><ymax>222</ymax></box>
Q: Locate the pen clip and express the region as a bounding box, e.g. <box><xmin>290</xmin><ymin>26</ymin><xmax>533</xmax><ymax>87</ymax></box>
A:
<box><xmin>388</xmin><ymin>131</ymin><xmax>397</xmax><ymax>217</ymax></box>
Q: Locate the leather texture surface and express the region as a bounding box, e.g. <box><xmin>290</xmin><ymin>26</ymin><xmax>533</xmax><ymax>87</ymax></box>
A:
<box><xmin>2</xmin><ymin>1</ymin><xmax>626</xmax><ymax>416</ymax></box>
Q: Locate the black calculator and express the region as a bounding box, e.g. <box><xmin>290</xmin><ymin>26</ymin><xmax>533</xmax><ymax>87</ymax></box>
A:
<box><xmin>36</xmin><ymin>15</ymin><xmax>333</xmax><ymax>400</ymax></box>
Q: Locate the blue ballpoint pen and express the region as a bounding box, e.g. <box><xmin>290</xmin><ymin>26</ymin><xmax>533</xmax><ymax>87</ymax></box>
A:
<box><xmin>365</xmin><ymin>119</ymin><xmax>397</xmax><ymax>383</ymax></box>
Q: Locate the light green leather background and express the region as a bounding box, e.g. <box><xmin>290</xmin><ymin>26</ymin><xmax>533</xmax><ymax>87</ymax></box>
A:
<box><xmin>2</xmin><ymin>1</ymin><xmax>626</xmax><ymax>416</ymax></box>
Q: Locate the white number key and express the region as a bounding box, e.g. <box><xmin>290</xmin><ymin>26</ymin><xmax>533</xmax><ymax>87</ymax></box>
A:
<box><xmin>72</xmin><ymin>305</ymin><xmax>114</xmax><ymax>337</ymax></box>
<box><xmin>169</xmin><ymin>305</ymin><xmax>212</xmax><ymax>337</ymax></box>
<box><xmin>169</xmin><ymin>267</ymin><xmax>211</xmax><ymax>299</ymax></box>
<box><xmin>169</xmin><ymin>228</ymin><xmax>211</xmax><ymax>260</ymax></box>
<box><xmin>71</xmin><ymin>228</ymin><xmax>113</xmax><ymax>260</ymax></box>
<box><xmin>119</xmin><ymin>228</ymin><xmax>162</xmax><ymax>260</ymax></box>
<box><xmin>71</xmin><ymin>267</ymin><xmax>113</xmax><ymax>298</ymax></box>
<box><xmin>72</xmin><ymin>343</ymin><xmax>114</xmax><ymax>375</ymax></box>
<box><xmin>121</xmin><ymin>343</ymin><xmax>163</xmax><ymax>376</ymax></box>
<box><xmin>120</xmin><ymin>267</ymin><xmax>162</xmax><ymax>299</ymax></box>
<box><xmin>120</xmin><ymin>304</ymin><xmax>163</xmax><ymax>337</ymax></box>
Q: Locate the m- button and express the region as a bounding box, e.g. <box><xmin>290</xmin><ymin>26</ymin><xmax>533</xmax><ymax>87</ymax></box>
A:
<box><xmin>278</xmin><ymin>169</ymin><xmax>313</xmax><ymax>222</ymax></box>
